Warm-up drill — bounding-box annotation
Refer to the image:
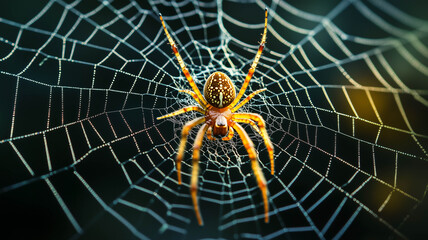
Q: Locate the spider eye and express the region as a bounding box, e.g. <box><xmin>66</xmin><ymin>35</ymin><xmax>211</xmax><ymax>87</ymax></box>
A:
<box><xmin>204</xmin><ymin>72</ymin><xmax>236</xmax><ymax>108</ymax></box>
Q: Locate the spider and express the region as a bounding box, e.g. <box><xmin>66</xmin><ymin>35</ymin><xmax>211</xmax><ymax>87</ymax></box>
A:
<box><xmin>157</xmin><ymin>8</ymin><xmax>273</xmax><ymax>226</ymax></box>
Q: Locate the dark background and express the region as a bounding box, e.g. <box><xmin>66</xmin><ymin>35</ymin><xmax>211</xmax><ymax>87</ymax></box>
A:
<box><xmin>0</xmin><ymin>0</ymin><xmax>427</xmax><ymax>239</ymax></box>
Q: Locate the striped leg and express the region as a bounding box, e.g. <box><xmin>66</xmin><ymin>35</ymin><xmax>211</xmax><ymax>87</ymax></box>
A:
<box><xmin>179</xmin><ymin>89</ymin><xmax>208</xmax><ymax>108</ymax></box>
<box><xmin>157</xmin><ymin>106</ymin><xmax>205</xmax><ymax>120</ymax></box>
<box><xmin>231</xmin><ymin>122</ymin><xmax>269</xmax><ymax>223</ymax></box>
<box><xmin>230</xmin><ymin>8</ymin><xmax>268</xmax><ymax>108</ymax></box>
<box><xmin>159</xmin><ymin>14</ymin><xmax>207</xmax><ymax>106</ymax></box>
<box><xmin>231</xmin><ymin>88</ymin><xmax>266</xmax><ymax>112</ymax></box>
<box><xmin>233</xmin><ymin>118</ymin><xmax>262</xmax><ymax>135</ymax></box>
<box><xmin>190</xmin><ymin>123</ymin><xmax>209</xmax><ymax>226</ymax></box>
<box><xmin>233</xmin><ymin>113</ymin><xmax>274</xmax><ymax>174</ymax></box>
<box><xmin>176</xmin><ymin>117</ymin><xmax>205</xmax><ymax>184</ymax></box>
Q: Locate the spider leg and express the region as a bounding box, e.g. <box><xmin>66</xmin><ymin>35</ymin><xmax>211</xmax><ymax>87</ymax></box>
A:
<box><xmin>229</xmin><ymin>8</ymin><xmax>268</xmax><ymax>108</ymax></box>
<box><xmin>233</xmin><ymin>118</ymin><xmax>262</xmax><ymax>136</ymax></box>
<box><xmin>191</xmin><ymin>123</ymin><xmax>209</xmax><ymax>226</ymax></box>
<box><xmin>206</xmin><ymin>127</ymin><xmax>216</xmax><ymax>141</ymax></box>
<box><xmin>179</xmin><ymin>89</ymin><xmax>208</xmax><ymax>108</ymax></box>
<box><xmin>157</xmin><ymin>106</ymin><xmax>205</xmax><ymax>120</ymax></box>
<box><xmin>231</xmin><ymin>88</ymin><xmax>266</xmax><ymax>112</ymax></box>
<box><xmin>176</xmin><ymin>117</ymin><xmax>205</xmax><ymax>184</ymax></box>
<box><xmin>221</xmin><ymin>127</ymin><xmax>234</xmax><ymax>141</ymax></box>
<box><xmin>159</xmin><ymin>14</ymin><xmax>207</xmax><ymax>106</ymax></box>
<box><xmin>233</xmin><ymin>113</ymin><xmax>274</xmax><ymax>175</ymax></box>
<box><xmin>231</xmin><ymin>122</ymin><xmax>269</xmax><ymax>223</ymax></box>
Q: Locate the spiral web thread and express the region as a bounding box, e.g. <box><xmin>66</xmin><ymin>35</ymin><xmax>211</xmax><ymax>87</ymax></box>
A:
<box><xmin>0</xmin><ymin>0</ymin><xmax>427</xmax><ymax>239</ymax></box>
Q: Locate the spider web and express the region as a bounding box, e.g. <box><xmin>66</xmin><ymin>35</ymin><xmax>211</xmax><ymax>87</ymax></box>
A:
<box><xmin>1</xmin><ymin>0</ymin><xmax>427</xmax><ymax>239</ymax></box>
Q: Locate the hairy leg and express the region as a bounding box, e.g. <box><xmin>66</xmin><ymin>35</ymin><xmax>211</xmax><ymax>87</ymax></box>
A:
<box><xmin>233</xmin><ymin>118</ymin><xmax>262</xmax><ymax>135</ymax></box>
<box><xmin>157</xmin><ymin>106</ymin><xmax>205</xmax><ymax>120</ymax></box>
<box><xmin>176</xmin><ymin>117</ymin><xmax>205</xmax><ymax>184</ymax></box>
<box><xmin>233</xmin><ymin>113</ymin><xmax>274</xmax><ymax>174</ymax></box>
<box><xmin>231</xmin><ymin>122</ymin><xmax>269</xmax><ymax>223</ymax></box>
<box><xmin>159</xmin><ymin>14</ymin><xmax>207</xmax><ymax>106</ymax></box>
<box><xmin>190</xmin><ymin>123</ymin><xmax>209</xmax><ymax>225</ymax></box>
<box><xmin>230</xmin><ymin>8</ymin><xmax>268</xmax><ymax>108</ymax></box>
<box><xmin>231</xmin><ymin>88</ymin><xmax>266</xmax><ymax>112</ymax></box>
<box><xmin>179</xmin><ymin>89</ymin><xmax>208</xmax><ymax>108</ymax></box>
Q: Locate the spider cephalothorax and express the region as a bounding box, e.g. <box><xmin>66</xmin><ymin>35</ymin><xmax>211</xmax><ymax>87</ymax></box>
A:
<box><xmin>158</xmin><ymin>9</ymin><xmax>273</xmax><ymax>226</ymax></box>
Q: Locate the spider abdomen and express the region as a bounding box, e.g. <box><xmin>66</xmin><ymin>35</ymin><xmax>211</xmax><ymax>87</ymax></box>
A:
<box><xmin>203</xmin><ymin>72</ymin><xmax>236</xmax><ymax>108</ymax></box>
